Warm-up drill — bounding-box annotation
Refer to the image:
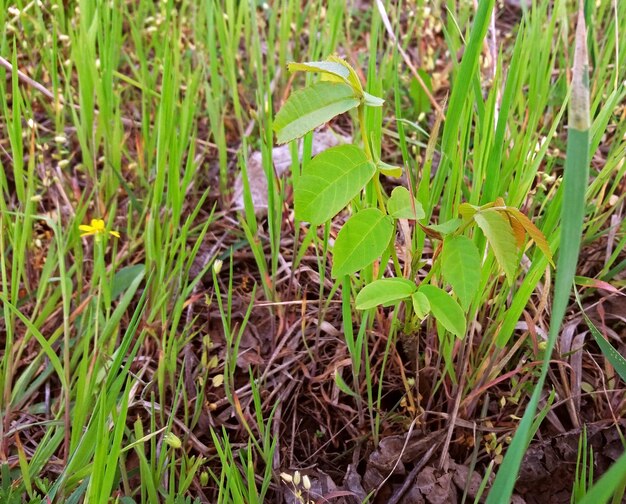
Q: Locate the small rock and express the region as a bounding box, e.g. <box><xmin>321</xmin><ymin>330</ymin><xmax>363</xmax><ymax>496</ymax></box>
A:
<box><xmin>232</xmin><ymin>127</ymin><xmax>351</xmax><ymax>216</ymax></box>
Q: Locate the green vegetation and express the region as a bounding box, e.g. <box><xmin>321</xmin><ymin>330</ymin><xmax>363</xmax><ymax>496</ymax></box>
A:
<box><xmin>1</xmin><ymin>0</ymin><xmax>625</xmax><ymax>502</ymax></box>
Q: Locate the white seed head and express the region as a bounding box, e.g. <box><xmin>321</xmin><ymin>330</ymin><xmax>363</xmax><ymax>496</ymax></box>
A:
<box><xmin>164</xmin><ymin>432</ymin><xmax>182</xmax><ymax>449</ymax></box>
<box><xmin>213</xmin><ymin>259</ymin><xmax>223</xmax><ymax>275</ymax></box>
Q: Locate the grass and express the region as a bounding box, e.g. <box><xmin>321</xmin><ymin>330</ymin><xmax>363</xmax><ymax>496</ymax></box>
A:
<box><xmin>0</xmin><ymin>0</ymin><xmax>625</xmax><ymax>502</ymax></box>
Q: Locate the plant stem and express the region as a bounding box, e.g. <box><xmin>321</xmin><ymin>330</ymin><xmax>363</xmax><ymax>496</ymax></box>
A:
<box><xmin>358</xmin><ymin>104</ymin><xmax>386</xmax><ymax>212</ymax></box>
<box><xmin>358</xmin><ymin>104</ymin><xmax>372</xmax><ymax>161</ymax></box>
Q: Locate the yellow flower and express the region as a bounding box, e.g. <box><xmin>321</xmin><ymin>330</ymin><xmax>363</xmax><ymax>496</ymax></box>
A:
<box><xmin>79</xmin><ymin>218</ymin><xmax>120</xmax><ymax>238</ymax></box>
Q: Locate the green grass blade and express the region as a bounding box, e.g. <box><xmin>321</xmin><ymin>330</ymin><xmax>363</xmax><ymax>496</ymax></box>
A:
<box><xmin>431</xmin><ymin>0</ymin><xmax>495</xmax><ymax>220</ymax></box>
<box><xmin>487</xmin><ymin>4</ymin><xmax>591</xmax><ymax>502</ymax></box>
<box><xmin>576</xmin><ymin>290</ymin><xmax>626</xmax><ymax>383</ymax></box>
<box><xmin>578</xmin><ymin>449</ymin><xmax>626</xmax><ymax>504</ymax></box>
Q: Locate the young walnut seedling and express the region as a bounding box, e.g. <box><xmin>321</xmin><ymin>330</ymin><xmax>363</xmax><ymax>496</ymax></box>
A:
<box><xmin>274</xmin><ymin>54</ymin><xmax>553</xmax><ymax>340</ymax></box>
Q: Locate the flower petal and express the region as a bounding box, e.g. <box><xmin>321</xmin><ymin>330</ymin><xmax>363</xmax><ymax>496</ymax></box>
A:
<box><xmin>90</xmin><ymin>219</ymin><xmax>105</xmax><ymax>230</ymax></box>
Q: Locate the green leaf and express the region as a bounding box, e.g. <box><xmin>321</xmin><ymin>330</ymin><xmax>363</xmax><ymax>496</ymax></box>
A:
<box><xmin>288</xmin><ymin>60</ymin><xmax>350</xmax><ymax>80</ymax></box>
<box><xmin>488</xmin><ymin>6</ymin><xmax>591</xmax><ymax>501</ymax></box>
<box><xmin>111</xmin><ymin>264</ymin><xmax>145</xmax><ymax>299</ymax></box>
<box><xmin>418</xmin><ymin>285</ymin><xmax>466</xmax><ymax>338</ymax></box>
<box><xmin>582</xmin><ymin>311</ymin><xmax>626</xmax><ymax>383</ymax></box>
<box><xmin>332</xmin><ymin>208</ymin><xmax>394</xmax><ymax>278</ymax></box>
<box><xmin>294</xmin><ymin>145</ymin><xmax>375</xmax><ymax>225</ymax></box>
<box><xmin>441</xmin><ymin>236</ymin><xmax>481</xmax><ymax>310</ymax></box>
<box><xmin>427</xmin><ymin>218</ymin><xmax>462</xmax><ymax>235</ymax></box>
<box><xmin>411</xmin><ymin>291</ymin><xmax>430</xmax><ymax>319</ymax></box>
<box><xmin>459</xmin><ymin>203</ymin><xmax>479</xmax><ymax>220</ymax></box>
<box><xmin>325</xmin><ymin>55</ymin><xmax>363</xmax><ymax>94</ymax></box>
<box><xmin>577</xmin><ymin>449</ymin><xmax>626</xmax><ymax>504</ymax></box>
<box><xmin>300</xmin><ymin>55</ymin><xmax>366</xmax><ymax>96</ymax></box>
<box><xmin>387</xmin><ymin>186</ymin><xmax>425</xmax><ymax>220</ymax></box>
<box><xmin>273</xmin><ymin>82</ymin><xmax>359</xmax><ymax>144</ymax></box>
<box><xmin>363</xmin><ymin>91</ymin><xmax>384</xmax><ymax>107</ymax></box>
<box><xmin>355</xmin><ymin>278</ymin><xmax>417</xmax><ymax>310</ymax></box>
<box><xmin>409</xmin><ymin>70</ymin><xmax>433</xmax><ymax>116</ymax></box>
<box><xmin>1</xmin><ymin>295</ymin><xmax>68</xmax><ymax>390</ymax></box>
<box><xmin>377</xmin><ymin>160</ymin><xmax>402</xmax><ymax>178</ymax></box>
<box><xmin>473</xmin><ymin>210</ymin><xmax>519</xmax><ymax>284</ymax></box>
<box><xmin>334</xmin><ymin>369</ymin><xmax>358</xmax><ymax>398</ymax></box>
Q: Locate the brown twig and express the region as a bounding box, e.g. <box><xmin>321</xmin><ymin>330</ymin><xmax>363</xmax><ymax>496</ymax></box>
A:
<box><xmin>388</xmin><ymin>437</ymin><xmax>443</xmax><ymax>504</ymax></box>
